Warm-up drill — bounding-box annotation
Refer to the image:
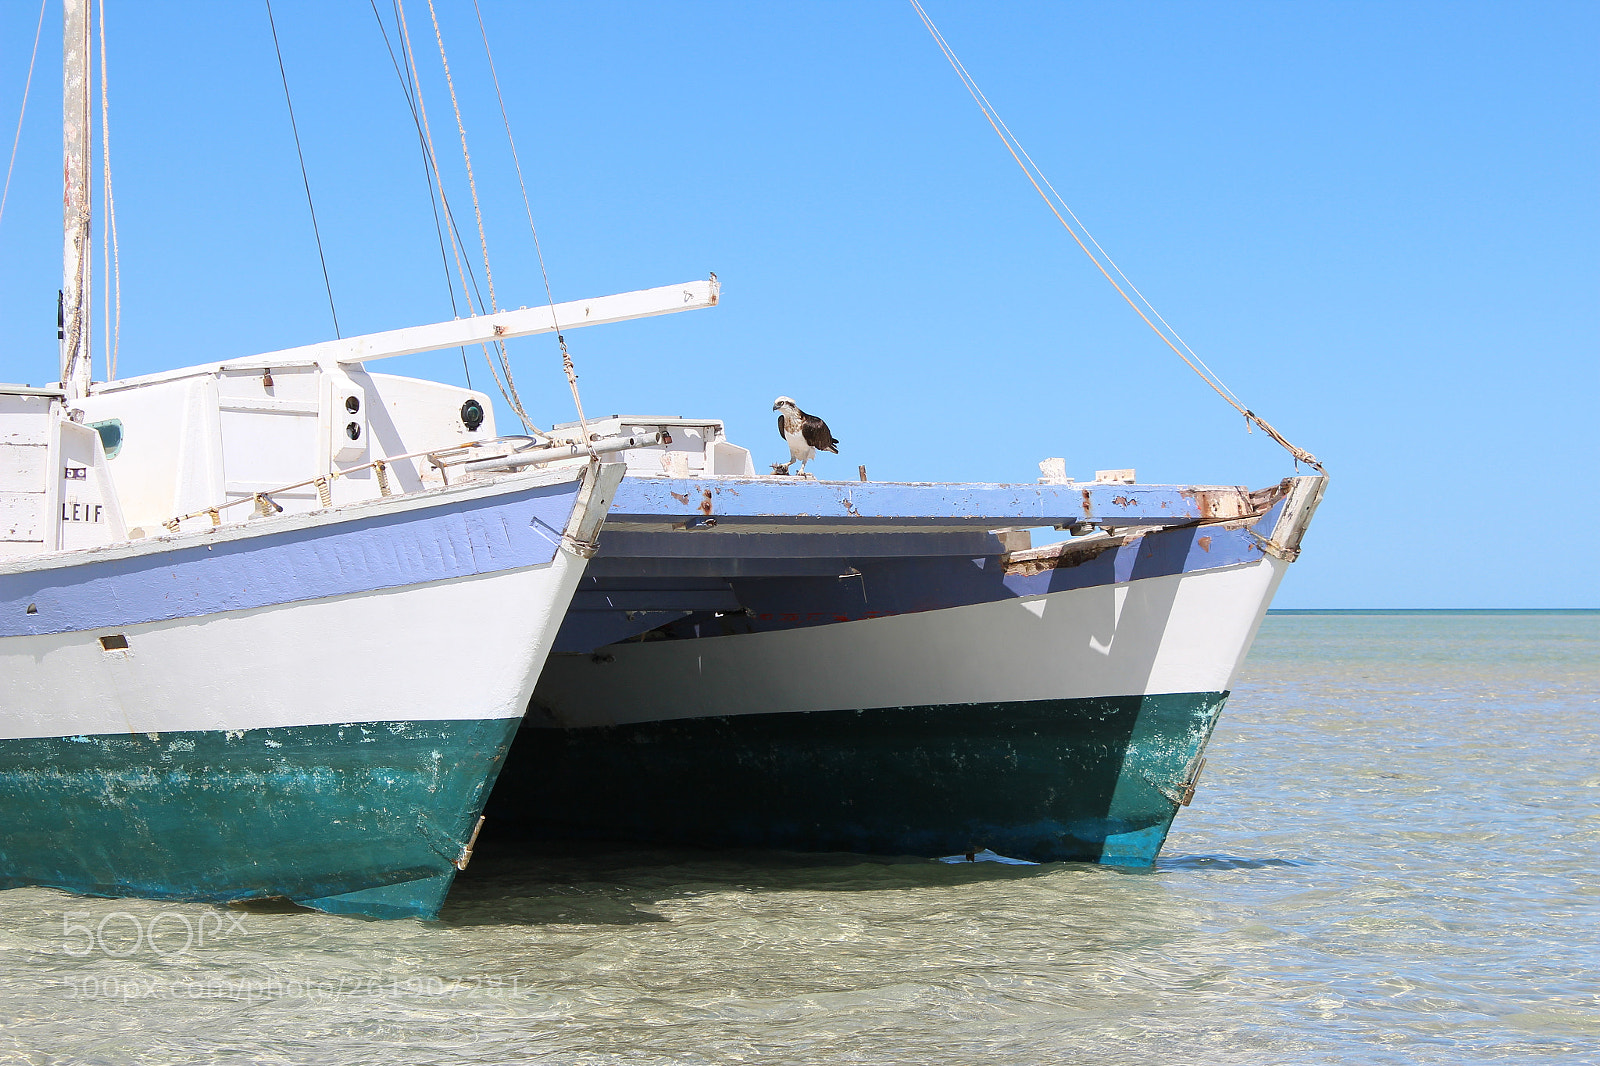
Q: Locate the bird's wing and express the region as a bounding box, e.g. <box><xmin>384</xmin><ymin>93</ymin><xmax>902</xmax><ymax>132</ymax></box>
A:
<box><xmin>800</xmin><ymin>413</ymin><xmax>839</xmax><ymax>452</ymax></box>
<box><xmin>778</xmin><ymin>413</ymin><xmax>788</xmax><ymax>442</ymax></box>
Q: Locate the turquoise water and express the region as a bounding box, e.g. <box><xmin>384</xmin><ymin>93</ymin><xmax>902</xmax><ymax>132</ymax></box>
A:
<box><xmin>1</xmin><ymin>612</ymin><xmax>1595</xmax><ymax>1064</ymax></box>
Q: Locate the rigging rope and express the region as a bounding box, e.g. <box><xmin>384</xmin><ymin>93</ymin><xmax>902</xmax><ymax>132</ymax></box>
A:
<box><xmin>469</xmin><ymin>0</ymin><xmax>597</xmax><ymax>457</ymax></box>
<box><xmin>907</xmin><ymin>0</ymin><xmax>1323</xmax><ymax>473</ymax></box>
<box><xmin>393</xmin><ymin>0</ymin><xmax>540</xmax><ymax>436</ymax></box>
<box><xmin>0</xmin><ymin>0</ymin><xmax>45</xmax><ymax>235</ymax></box>
<box><xmin>368</xmin><ymin>0</ymin><xmax>471</xmax><ymax>390</ymax></box>
<box><xmin>425</xmin><ymin>0</ymin><xmax>495</xmax><ymax>313</ymax></box>
<box><xmin>97</xmin><ymin>0</ymin><xmax>121</xmax><ymax>380</ymax></box>
<box><xmin>393</xmin><ymin>3</ymin><xmax>484</xmax><ymax>333</ymax></box>
<box><xmin>264</xmin><ymin>0</ymin><xmax>340</xmax><ymax>338</ymax></box>
<box><xmin>422</xmin><ymin>0</ymin><xmax>540</xmax><ymax>438</ymax></box>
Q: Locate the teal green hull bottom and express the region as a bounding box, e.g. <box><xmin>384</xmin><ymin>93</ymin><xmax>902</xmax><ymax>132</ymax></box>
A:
<box><xmin>492</xmin><ymin>692</ymin><xmax>1229</xmax><ymax>866</ymax></box>
<box><xmin>0</xmin><ymin>718</ymin><xmax>520</xmax><ymax>920</ymax></box>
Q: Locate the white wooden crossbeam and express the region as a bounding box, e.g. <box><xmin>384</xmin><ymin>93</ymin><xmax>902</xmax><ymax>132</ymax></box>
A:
<box><xmin>256</xmin><ymin>276</ymin><xmax>719</xmax><ymax>367</ymax></box>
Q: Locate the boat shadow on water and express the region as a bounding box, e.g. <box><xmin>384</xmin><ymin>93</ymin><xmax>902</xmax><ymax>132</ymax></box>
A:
<box><xmin>439</xmin><ymin>832</ymin><xmax>1056</xmax><ymax>927</ymax></box>
<box><xmin>432</xmin><ymin>828</ymin><xmax>1304</xmax><ymax>927</ymax></box>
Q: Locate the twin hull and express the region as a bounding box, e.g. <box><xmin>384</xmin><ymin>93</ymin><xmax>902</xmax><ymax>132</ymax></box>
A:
<box><xmin>0</xmin><ymin>457</ymin><xmax>1322</xmax><ymax>918</ymax></box>
<box><xmin>0</xmin><ymin>465</ymin><xmax>615</xmax><ymax>919</ymax></box>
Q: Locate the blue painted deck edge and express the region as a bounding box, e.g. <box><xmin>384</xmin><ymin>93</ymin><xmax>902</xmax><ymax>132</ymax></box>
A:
<box><xmin>0</xmin><ymin>477</ymin><xmax>581</xmax><ymax>637</ymax></box>
<box><xmin>608</xmin><ymin>476</ymin><xmax>1255</xmax><ymax>525</ymax></box>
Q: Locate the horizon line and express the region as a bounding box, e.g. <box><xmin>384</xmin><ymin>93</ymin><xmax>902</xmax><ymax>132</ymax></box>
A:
<box><xmin>1267</xmin><ymin>608</ymin><xmax>1597</xmax><ymax>614</ymax></box>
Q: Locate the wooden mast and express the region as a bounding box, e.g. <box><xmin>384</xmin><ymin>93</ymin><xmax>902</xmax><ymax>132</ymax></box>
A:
<box><xmin>61</xmin><ymin>0</ymin><xmax>91</xmax><ymax>400</ymax></box>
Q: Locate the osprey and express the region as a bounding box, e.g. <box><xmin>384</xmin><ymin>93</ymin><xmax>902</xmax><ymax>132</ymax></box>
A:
<box><xmin>772</xmin><ymin>396</ymin><xmax>839</xmax><ymax>476</ymax></box>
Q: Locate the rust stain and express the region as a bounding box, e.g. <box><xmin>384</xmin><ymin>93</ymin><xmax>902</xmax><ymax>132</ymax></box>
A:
<box><xmin>1198</xmin><ymin>535</ymin><xmax>1212</xmax><ymax>552</ymax></box>
<box><xmin>1180</xmin><ymin>487</ymin><xmax>1251</xmax><ymax>520</ymax></box>
<box><xmin>1081</xmin><ymin>488</ymin><xmax>1093</xmax><ymax>517</ymax></box>
<box><xmin>1112</xmin><ymin>495</ymin><xmax>1134</xmax><ymax>508</ymax></box>
<box><xmin>669</xmin><ymin>491</ymin><xmax>690</xmax><ymax>506</ymax></box>
<box><xmin>699</xmin><ymin>489</ymin><xmax>714</xmax><ymax>516</ymax></box>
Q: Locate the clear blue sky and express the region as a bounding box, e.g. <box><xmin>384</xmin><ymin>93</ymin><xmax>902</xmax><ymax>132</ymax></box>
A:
<box><xmin>1</xmin><ymin>1</ymin><xmax>1595</xmax><ymax>607</ymax></box>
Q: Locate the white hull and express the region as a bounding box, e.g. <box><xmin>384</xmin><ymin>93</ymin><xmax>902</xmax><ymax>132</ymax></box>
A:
<box><xmin>0</xmin><ymin>555</ymin><xmax>586</xmax><ymax>741</ymax></box>
<box><xmin>531</xmin><ymin>555</ymin><xmax>1287</xmax><ymax>729</ymax></box>
<box><xmin>0</xmin><ymin>463</ymin><xmax>620</xmax><ymax>741</ymax></box>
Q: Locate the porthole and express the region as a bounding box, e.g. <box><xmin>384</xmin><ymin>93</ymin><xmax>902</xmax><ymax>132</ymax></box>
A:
<box><xmin>88</xmin><ymin>418</ymin><xmax>124</xmax><ymax>459</ymax></box>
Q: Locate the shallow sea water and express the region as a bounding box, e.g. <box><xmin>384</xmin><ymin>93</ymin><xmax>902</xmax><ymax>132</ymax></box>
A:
<box><xmin>1</xmin><ymin>611</ymin><xmax>1595</xmax><ymax>1064</ymax></box>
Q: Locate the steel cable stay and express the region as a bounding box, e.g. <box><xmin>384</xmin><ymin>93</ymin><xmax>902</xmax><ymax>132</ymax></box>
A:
<box><xmin>97</xmin><ymin>0</ymin><xmax>121</xmax><ymax>380</ymax></box>
<box><xmin>919</xmin><ymin>18</ymin><xmax>1251</xmax><ymax>414</ymax></box>
<box><xmin>469</xmin><ymin>0</ymin><xmax>598</xmax><ymax>458</ymax></box>
<box><xmin>264</xmin><ymin>0</ymin><xmax>340</xmax><ymax>340</ymax></box>
<box><xmin>368</xmin><ymin>0</ymin><xmax>472</xmax><ymax>391</ymax></box>
<box><xmin>391</xmin><ymin>0</ymin><xmax>541</xmax><ymax>437</ymax></box>
<box><xmin>0</xmin><ymin>0</ymin><xmax>46</xmax><ymax>235</ymax></box>
<box><xmin>908</xmin><ymin>0</ymin><xmax>1323</xmax><ymax>473</ymax></box>
<box><xmin>953</xmin><ymin>59</ymin><xmax>1251</xmax><ymax>415</ymax></box>
<box><xmin>381</xmin><ymin>0</ymin><xmax>517</xmax><ymax>426</ymax></box>
<box><xmin>394</xmin><ymin>0</ymin><xmax>519</xmax><ymax>422</ymax></box>
<box><xmin>421</xmin><ymin>0</ymin><xmax>544</xmax><ymax>441</ymax></box>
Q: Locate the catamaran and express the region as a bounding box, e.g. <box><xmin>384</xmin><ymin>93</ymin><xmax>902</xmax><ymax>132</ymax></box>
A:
<box><xmin>3</xmin><ymin>0</ymin><xmax>1326</xmax><ymax>917</ymax></box>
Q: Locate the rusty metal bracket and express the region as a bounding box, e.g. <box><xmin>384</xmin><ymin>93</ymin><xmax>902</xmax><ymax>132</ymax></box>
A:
<box><xmin>562</xmin><ymin>534</ymin><xmax>601</xmax><ymax>559</ymax></box>
<box><xmin>1180</xmin><ymin>758</ymin><xmax>1205</xmax><ymax>806</ymax></box>
<box><xmin>1146</xmin><ymin>778</ymin><xmax>1186</xmax><ymax>807</ymax></box>
<box><xmin>1145</xmin><ymin>758</ymin><xmax>1206</xmax><ymax>808</ymax></box>
<box><xmin>1247</xmin><ymin>530</ymin><xmax>1300</xmax><ymax>562</ymax></box>
<box><xmin>454</xmin><ymin>815</ymin><xmax>487</xmax><ymax>872</ymax></box>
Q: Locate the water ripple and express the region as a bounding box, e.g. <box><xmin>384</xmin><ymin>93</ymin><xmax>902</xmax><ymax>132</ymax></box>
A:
<box><xmin>1</xmin><ymin>612</ymin><xmax>1595</xmax><ymax>1064</ymax></box>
